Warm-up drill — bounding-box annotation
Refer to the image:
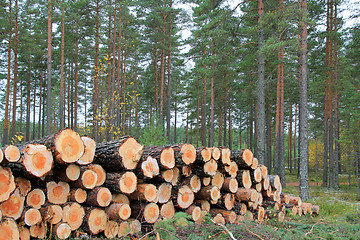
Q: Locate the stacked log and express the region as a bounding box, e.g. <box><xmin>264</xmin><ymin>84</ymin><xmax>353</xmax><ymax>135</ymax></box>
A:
<box><xmin>0</xmin><ymin>128</ymin><xmax>318</xmax><ymax>239</ymax></box>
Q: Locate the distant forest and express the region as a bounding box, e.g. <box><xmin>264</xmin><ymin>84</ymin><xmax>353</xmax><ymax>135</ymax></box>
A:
<box><xmin>1</xmin><ymin>0</ymin><xmax>360</xmax><ymax>198</ymax></box>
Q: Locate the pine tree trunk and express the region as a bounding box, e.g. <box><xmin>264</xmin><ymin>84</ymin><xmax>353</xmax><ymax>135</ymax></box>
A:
<box><xmin>2</xmin><ymin>0</ymin><xmax>12</xmax><ymax>146</ymax></box>
<box><xmin>106</xmin><ymin>1</ymin><xmax>112</xmax><ymax>140</ymax></box>
<box><xmin>74</xmin><ymin>26</ymin><xmax>79</xmax><ymax>132</ymax></box>
<box><xmin>299</xmin><ymin>0</ymin><xmax>310</xmax><ymax>200</ymax></box>
<box><xmin>93</xmin><ymin>0</ymin><xmax>100</xmax><ymax>141</ymax></box>
<box><xmin>160</xmin><ymin>2</ymin><xmax>167</xmax><ymax>126</ymax></box>
<box><xmin>46</xmin><ymin>0</ymin><xmax>52</xmax><ymax>135</ymax></box>
<box><xmin>210</xmin><ymin>40</ymin><xmax>215</xmax><ymax>147</ymax></box>
<box><xmin>26</xmin><ymin>56</ymin><xmax>31</xmax><ymax>142</ymax></box>
<box><xmin>11</xmin><ymin>0</ymin><xmax>19</xmax><ymax>140</ymax></box>
<box><xmin>167</xmin><ymin>3</ymin><xmax>172</xmax><ymax>142</ymax></box>
<box><xmin>60</xmin><ymin>0</ymin><xmax>65</xmax><ymax>129</ymax></box>
<box><xmin>154</xmin><ymin>27</ymin><xmax>159</xmax><ymax>116</ymax></box>
<box><xmin>257</xmin><ymin>0</ymin><xmax>265</xmax><ymax>164</ymax></box>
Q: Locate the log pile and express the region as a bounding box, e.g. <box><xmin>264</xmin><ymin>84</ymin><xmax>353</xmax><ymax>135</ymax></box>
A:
<box><xmin>0</xmin><ymin>128</ymin><xmax>319</xmax><ymax>239</ymax></box>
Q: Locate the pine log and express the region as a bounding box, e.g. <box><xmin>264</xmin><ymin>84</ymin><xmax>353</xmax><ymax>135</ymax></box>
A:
<box><xmin>220</xmin><ymin>147</ymin><xmax>231</xmax><ymax>165</ymax></box>
<box><xmin>224</xmin><ymin>161</ymin><xmax>238</xmax><ymax>178</ymax></box>
<box><xmin>83</xmin><ymin>207</ymin><xmax>107</xmax><ymax>235</ymax></box>
<box><xmin>62</xmin><ymin>202</ymin><xmax>85</xmax><ymax>230</ymax></box>
<box><xmin>21</xmin><ymin>144</ymin><xmax>53</xmax><ymax>177</ymax></box>
<box><xmin>129</xmin><ymin>219</ymin><xmax>141</xmax><ymax>235</ymax></box>
<box><xmin>22</xmin><ymin>208</ymin><xmax>41</xmax><ymax>226</ymax></box>
<box><xmin>40</xmin><ymin>204</ymin><xmax>63</xmax><ymax>224</ymax></box>
<box><xmin>268</xmin><ymin>175</ymin><xmax>281</xmax><ymax>190</ymax></box>
<box><xmin>0</xmin><ymin>189</ymin><xmax>25</xmax><ymax>220</ymax></box>
<box><xmin>106</xmin><ymin>203</ymin><xmax>131</xmax><ymax>221</ymax></box>
<box><xmin>185</xmin><ymin>205</ymin><xmax>202</xmax><ymax>221</ymax></box>
<box><xmin>71</xmin><ymin>169</ymin><xmax>98</xmax><ymax>189</ymax></box>
<box><xmin>281</xmin><ymin>193</ymin><xmax>290</xmax><ymax>204</ymax></box>
<box><xmin>174</xmin><ymin>185</ymin><xmax>194</xmax><ymax>209</ymax></box>
<box><xmin>254</xmin><ymin>183</ymin><xmax>262</xmax><ymax>192</ymax></box>
<box><xmin>94</xmin><ymin>136</ymin><xmax>144</xmax><ymax>170</ymax></box>
<box><xmin>118</xmin><ymin>221</ymin><xmax>131</xmax><ymax>237</ymax></box>
<box><xmin>131</xmin><ymin>202</ymin><xmax>159</xmax><ymax>224</ymax></box>
<box><xmin>3</xmin><ymin>145</ymin><xmax>21</xmax><ymax>163</ymax></box>
<box><xmin>194</xmin><ymin>185</ymin><xmax>220</xmax><ymax>202</ymax></box>
<box><xmin>112</xmin><ymin>193</ymin><xmax>130</xmax><ymax>205</ymax></box>
<box><xmin>159</xmin><ymin>169</ymin><xmax>174</xmax><ymax>183</ymax></box>
<box><xmin>211</xmin><ymin>147</ymin><xmax>221</xmax><ymax>161</ymax></box>
<box><xmin>128</xmin><ymin>184</ymin><xmax>158</xmax><ymax>203</ymax></box>
<box><xmin>172</xmin><ymin>143</ymin><xmax>196</xmax><ymax>165</ymax></box>
<box><xmin>104</xmin><ymin>220</ymin><xmax>119</xmax><ymax>239</ymax></box>
<box><xmin>251</xmin><ymin>167</ymin><xmax>262</xmax><ymax>183</ymax></box>
<box><xmin>235</xmin><ymin>188</ymin><xmax>257</xmax><ymax>202</ymax></box>
<box><xmin>251</xmin><ymin>157</ymin><xmax>258</xmax><ymax>170</ymax></box>
<box><xmin>86</xmin><ymin>187</ymin><xmax>112</xmax><ymax>207</ymax></box>
<box><xmin>237</xmin><ymin>170</ymin><xmax>252</xmax><ymax>189</ymax></box>
<box><xmin>254</xmin><ymin>206</ymin><xmax>265</xmax><ymax>222</ymax></box>
<box><xmin>55</xmin><ymin>163</ymin><xmax>80</xmax><ymax>182</ymax></box>
<box><xmin>181</xmin><ymin>165</ymin><xmax>192</xmax><ymax>177</ymax></box>
<box><xmin>183</xmin><ymin>175</ymin><xmax>201</xmax><ymax>193</ymax></box>
<box><xmin>193</xmin><ymin>159</ymin><xmax>217</xmax><ymax>177</ymax></box>
<box><xmin>160</xmin><ymin>201</ymin><xmax>175</xmax><ymax>220</ymax></box>
<box><xmin>257</xmin><ymin>192</ymin><xmax>263</xmax><ymax>205</ymax></box>
<box><xmin>244</xmin><ymin>211</ymin><xmax>254</xmax><ymax>221</ymax></box>
<box><xmin>259</xmin><ymin>164</ymin><xmax>268</xmax><ymax>179</ymax></box>
<box><xmin>29</xmin><ymin>221</ymin><xmax>46</xmax><ymax>239</ymax></box>
<box><xmin>212</xmin><ymin>213</ymin><xmax>226</xmax><ymax>224</ymax></box>
<box><xmin>262</xmin><ymin>186</ymin><xmax>272</xmax><ymax>198</ymax></box>
<box><xmin>104</xmin><ymin>171</ymin><xmax>137</xmax><ymax>194</ymax></box>
<box><xmin>235</xmin><ymin>202</ymin><xmax>248</xmax><ymax>216</ymax></box>
<box><xmin>0</xmin><ymin>166</ymin><xmax>16</xmax><ymax>202</ymax></box>
<box><xmin>53</xmin><ymin>222</ymin><xmax>72</xmax><ymax>240</ymax></box>
<box><xmin>81</xmin><ymin>164</ymin><xmax>106</xmax><ymax>187</ymax></box>
<box><xmin>77</xmin><ymin>136</ymin><xmax>96</xmax><ymax>165</ymax></box>
<box><xmin>142</xmin><ymin>146</ymin><xmax>175</xmax><ymax>170</ymax></box>
<box><xmin>137</xmin><ymin>156</ymin><xmax>160</xmax><ymax>179</ymax></box>
<box><xmin>69</xmin><ymin>188</ymin><xmax>87</xmax><ymax>204</ymax></box>
<box><xmin>0</xmin><ymin>149</ymin><xmax>3</xmax><ymax>163</ymax></box>
<box><xmin>220</xmin><ymin>193</ymin><xmax>235</xmax><ymax>210</ymax></box>
<box><xmin>262</xmin><ymin>175</ymin><xmax>270</xmax><ymax>190</ymax></box>
<box><xmin>15</xmin><ymin>177</ymin><xmax>31</xmax><ymax>197</ymax></box>
<box><xmin>301</xmin><ymin>202</ymin><xmax>312</xmax><ymax>214</ymax></box>
<box><xmin>26</xmin><ymin>189</ymin><xmax>45</xmax><ymax>209</ymax></box>
<box><xmin>197</xmin><ymin>147</ymin><xmax>212</xmax><ymax>162</ymax></box>
<box><xmin>46</xmin><ymin>181</ymin><xmax>70</xmax><ymax>204</ymax></box>
<box><xmin>18</xmin><ymin>225</ymin><xmax>30</xmax><ymax>240</ymax></box>
<box><xmin>0</xmin><ymin>218</ymin><xmax>19</xmax><ymax>240</ymax></box>
<box><xmin>231</xmin><ymin>149</ymin><xmax>253</xmax><ymax>168</ymax></box>
<box><xmin>31</xmin><ymin>128</ymin><xmax>85</xmax><ymax>164</ymax></box>
<box><xmin>222</xmin><ymin>177</ymin><xmax>238</xmax><ymax>193</ymax></box>
<box><xmin>211</xmin><ymin>171</ymin><xmax>224</xmax><ymax>189</ymax></box>
<box><xmin>158</xmin><ymin>183</ymin><xmax>172</xmax><ymax>203</ymax></box>
<box><xmin>171</xmin><ymin>167</ymin><xmax>180</xmax><ymax>186</ymax></box>
<box><xmin>288</xmin><ymin>196</ymin><xmax>302</xmax><ymax>207</ymax></box>
<box><xmin>210</xmin><ymin>209</ymin><xmax>237</xmax><ymax>224</ymax></box>
<box><xmin>202</xmin><ymin>177</ymin><xmax>211</xmax><ymax>186</ymax></box>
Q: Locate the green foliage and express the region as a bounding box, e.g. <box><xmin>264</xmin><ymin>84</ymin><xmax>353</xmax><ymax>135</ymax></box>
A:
<box><xmin>139</xmin><ymin>119</ymin><xmax>168</xmax><ymax>146</ymax></box>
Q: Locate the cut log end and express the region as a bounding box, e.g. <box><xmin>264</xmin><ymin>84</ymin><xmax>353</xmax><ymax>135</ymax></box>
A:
<box><xmin>104</xmin><ymin>220</ymin><xmax>119</xmax><ymax>239</ymax></box>
<box><xmin>141</xmin><ymin>156</ymin><xmax>160</xmax><ymax>179</ymax></box>
<box><xmin>226</xmin><ymin>161</ymin><xmax>238</xmax><ymax>178</ymax></box>
<box><xmin>190</xmin><ymin>175</ymin><xmax>201</xmax><ymax>193</ymax></box>
<box><xmin>0</xmin><ymin>189</ymin><xmax>25</xmax><ymax>220</ymax></box>
<box><xmin>171</xmin><ymin>167</ymin><xmax>180</xmax><ymax>186</ymax></box>
<box><xmin>4</xmin><ymin>145</ymin><xmax>21</xmax><ymax>163</ymax></box>
<box><xmin>55</xmin><ymin>128</ymin><xmax>85</xmax><ymax>163</ymax></box>
<box><xmin>262</xmin><ymin>175</ymin><xmax>270</xmax><ymax>190</ymax></box>
<box><xmin>143</xmin><ymin>203</ymin><xmax>159</xmax><ymax>223</ymax></box>
<box><xmin>129</xmin><ymin>184</ymin><xmax>158</xmax><ymax>203</ymax></box>
<box><xmin>177</xmin><ymin>185</ymin><xmax>194</xmax><ymax>209</ymax></box>
<box><xmin>161</xmin><ymin>169</ymin><xmax>174</xmax><ymax>183</ymax></box>
<box><xmin>223</xmin><ymin>178</ymin><xmax>238</xmax><ymax>193</ymax></box>
<box><xmin>202</xmin><ymin>177</ymin><xmax>211</xmax><ymax>187</ymax></box>
<box><xmin>118</xmin><ymin>137</ymin><xmax>144</xmax><ymax>170</ymax></box>
<box><xmin>212</xmin><ymin>147</ymin><xmax>221</xmax><ymax>161</ymax></box>
<box><xmin>158</xmin><ymin>183</ymin><xmax>172</xmax><ymax>204</ymax></box>
<box><xmin>221</xmin><ymin>148</ymin><xmax>231</xmax><ymax>165</ymax></box>
<box><xmin>41</xmin><ymin>205</ymin><xmax>63</xmax><ymax>225</ymax></box>
<box><xmin>186</xmin><ymin>205</ymin><xmax>202</xmax><ymax>221</ymax></box>
<box><xmin>30</xmin><ymin>221</ymin><xmax>46</xmax><ymax>239</ymax></box>
<box><xmin>18</xmin><ymin>225</ymin><xmax>30</xmax><ymax>240</ymax></box>
<box><xmin>129</xmin><ymin>219</ymin><xmax>141</xmax><ymax>235</ymax></box>
<box><xmin>65</xmin><ymin>164</ymin><xmax>81</xmax><ymax>181</ymax></box>
<box><xmin>204</xmin><ymin>159</ymin><xmax>218</xmax><ymax>176</ymax></box>
<box><xmin>107</xmin><ymin>203</ymin><xmax>131</xmax><ymax>221</ymax></box>
<box><xmin>253</xmin><ymin>167</ymin><xmax>262</xmax><ymax>183</ymax></box>
<box><xmin>213</xmin><ymin>213</ymin><xmax>226</xmax><ymax>225</ymax></box>
<box><xmin>239</xmin><ymin>170</ymin><xmax>252</xmax><ymax>189</ymax></box>
<box><xmin>112</xmin><ymin>193</ymin><xmax>130</xmax><ymax>205</ymax></box>
<box><xmin>180</xmin><ymin>144</ymin><xmax>196</xmax><ymax>165</ymax></box>
<box><xmin>0</xmin><ymin>218</ymin><xmax>19</xmax><ymax>240</ymax></box>
<box><xmin>182</xmin><ymin>165</ymin><xmax>192</xmax><ymax>177</ymax></box>
<box><xmin>85</xmin><ymin>208</ymin><xmax>107</xmax><ymax>235</ymax></box>
<box><xmin>77</xmin><ymin>136</ymin><xmax>96</xmax><ymax>165</ymax></box>
<box><xmin>160</xmin><ymin>147</ymin><xmax>175</xmax><ymax>169</ymax></box>
<box><xmin>26</xmin><ymin>189</ymin><xmax>45</xmax><ymax>209</ymax></box>
<box><xmin>251</xmin><ymin>157</ymin><xmax>259</xmax><ymax>169</ymax></box>
<box><xmin>69</xmin><ymin>188</ymin><xmax>87</xmax><ymax>204</ymax></box>
<box><xmin>119</xmin><ymin>172</ymin><xmax>137</xmax><ymax>194</ymax></box>
<box><xmin>22</xmin><ymin>144</ymin><xmax>53</xmax><ymax>177</ymax></box>
<box><xmin>211</xmin><ymin>171</ymin><xmax>224</xmax><ymax>189</ymax></box>
<box><xmin>160</xmin><ymin>201</ymin><xmax>175</xmax><ymax>220</ymax></box>
<box><xmin>24</xmin><ymin>208</ymin><xmax>41</xmax><ymax>226</ymax></box>
<box><xmin>200</xmin><ymin>147</ymin><xmax>212</xmax><ymax>162</ymax></box>
<box><xmin>46</xmin><ymin>181</ymin><xmax>70</xmax><ymax>205</ymax></box>
<box><xmin>95</xmin><ymin>187</ymin><xmax>112</xmax><ymax>207</ymax></box>
<box><xmin>0</xmin><ymin>149</ymin><xmax>3</xmax><ymax>163</ymax></box>
<box><xmin>118</xmin><ymin>221</ymin><xmax>131</xmax><ymax>237</ymax></box>
<box><xmin>53</xmin><ymin>223</ymin><xmax>72</xmax><ymax>240</ymax></box>
<box><xmin>80</xmin><ymin>170</ymin><xmax>98</xmax><ymax>189</ymax></box>
<box><xmin>242</xmin><ymin>149</ymin><xmax>254</xmax><ymax>166</ymax></box>
<box><xmin>63</xmin><ymin>202</ymin><xmax>85</xmax><ymax>231</ymax></box>
<box><xmin>223</xmin><ymin>193</ymin><xmax>235</xmax><ymax>210</ymax></box>
<box><xmin>0</xmin><ymin>167</ymin><xmax>16</xmax><ymax>202</ymax></box>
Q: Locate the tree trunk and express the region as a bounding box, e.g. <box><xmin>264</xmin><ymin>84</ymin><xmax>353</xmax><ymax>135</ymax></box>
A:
<box><xmin>106</xmin><ymin>1</ymin><xmax>112</xmax><ymax>140</ymax></box>
<box><xmin>202</xmin><ymin>49</ymin><xmax>207</xmax><ymax>147</ymax></box>
<box><xmin>46</xmin><ymin>0</ymin><xmax>52</xmax><ymax>135</ymax></box>
<box><xmin>210</xmin><ymin>40</ymin><xmax>215</xmax><ymax>147</ymax></box>
<box><xmin>257</xmin><ymin>0</ymin><xmax>265</xmax><ymax>164</ymax></box>
<box><xmin>2</xmin><ymin>0</ymin><xmax>12</xmax><ymax>146</ymax></box>
<box><xmin>167</xmin><ymin>2</ymin><xmax>173</xmax><ymax>142</ymax></box>
<box><xmin>299</xmin><ymin>0</ymin><xmax>310</xmax><ymax>200</ymax></box>
<box><xmin>223</xmin><ymin>87</ymin><xmax>227</xmax><ymax>146</ymax></box>
<box><xmin>154</xmin><ymin>26</ymin><xmax>159</xmax><ymax>116</ymax></box>
<box><xmin>266</xmin><ymin>101</ymin><xmax>272</xmax><ymax>174</ymax></box>
<box><xmin>93</xmin><ymin>0</ymin><xmax>100</xmax><ymax>141</ymax></box>
<box><xmin>11</xmin><ymin>0</ymin><xmax>19</xmax><ymax>140</ymax></box>
<box><xmin>26</xmin><ymin>56</ymin><xmax>31</xmax><ymax>142</ymax></box>
<box><xmin>160</xmin><ymin>1</ymin><xmax>167</xmax><ymax>126</ymax></box>
<box><xmin>60</xmin><ymin>0</ymin><xmax>65</xmax><ymax>129</ymax></box>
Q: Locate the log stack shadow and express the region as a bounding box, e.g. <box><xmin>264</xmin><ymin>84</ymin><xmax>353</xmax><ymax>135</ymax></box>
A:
<box><xmin>0</xmin><ymin>128</ymin><xmax>319</xmax><ymax>239</ymax></box>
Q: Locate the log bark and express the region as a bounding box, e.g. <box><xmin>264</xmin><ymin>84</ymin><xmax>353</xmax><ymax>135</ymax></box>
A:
<box><xmin>194</xmin><ymin>185</ymin><xmax>220</xmax><ymax>202</ymax></box>
<box><xmin>141</xmin><ymin>146</ymin><xmax>175</xmax><ymax>169</ymax></box>
<box><xmin>106</xmin><ymin>203</ymin><xmax>131</xmax><ymax>221</ymax></box>
<box><xmin>237</xmin><ymin>170</ymin><xmax>252</xmax><ymax>189</ymax></box>
<box><xmin>94</xmin><ymin>136</ymin><xmax>144</xmax><ymax>171</ymax></box>
<box><xmin>128</xmin><ymin>184</ymin><xmax>158</xmax><ymax>203</ymax></box>
<box><xmin>235</xmin><ymin>188</ymin><xmax>257</xmax><ymax>202</ymax></box>
<box><xmin>40</xmin><ymin>204</ymin><xmax>62</xmax><ymax>224</ymax></box>
<box><xmin>222</xmin><ymin>177</ymin><xmax>238</xmax><ymax>193</ymax></box>
<box><xmin>103</xmin><ymin>171</ymin><xmax>137</xmax><ymax>194</ymax></box>
<box><xmin>15</xmin><ymin>177</ymin><xmax>31</xmax><ymax>197</ymax></box>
